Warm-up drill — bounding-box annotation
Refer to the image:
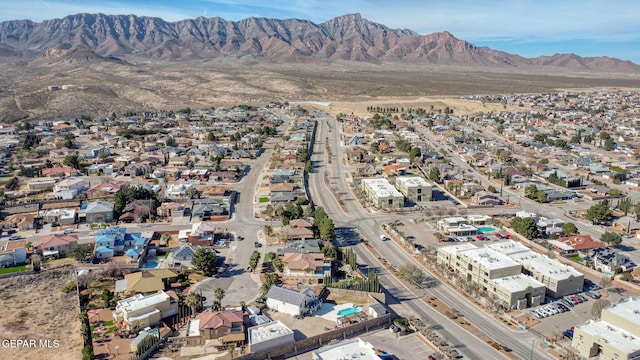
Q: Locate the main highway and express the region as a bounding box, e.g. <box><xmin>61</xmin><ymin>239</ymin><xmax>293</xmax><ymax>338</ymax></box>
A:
<box><xmin>307</xmin><ymin>111</ymin><xmax>553</xmax><ymax>360</ymax></box>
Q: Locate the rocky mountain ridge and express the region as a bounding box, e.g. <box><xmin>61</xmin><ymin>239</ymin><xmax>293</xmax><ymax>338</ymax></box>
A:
<box><xmin>0</xmin><ymin>13</ymin><xmax>637</xmax><ymax>71</ymax></box>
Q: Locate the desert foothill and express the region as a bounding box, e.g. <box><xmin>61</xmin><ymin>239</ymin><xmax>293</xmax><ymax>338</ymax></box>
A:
<box><xmin>1</xmin><ymin>4</ymin><xmax>640</xmax><ymax>360</ymax></box>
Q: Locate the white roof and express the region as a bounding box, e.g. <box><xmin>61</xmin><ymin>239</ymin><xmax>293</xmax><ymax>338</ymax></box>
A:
<box><xmin>438</xmin><ymin>243</ymin><xmax>478</xmax><ymax>256</ymax></box>
<box><xmin>487</xmin><ymin>240</ymin><xmax>531</xmax><ymax>256</ymax></box>
<box><xmin>248</xmin><ymin>320</ymin><xmax>293</xmax><ymax>345</ymax></box>
<box><xmin>461</xmin><ymin>247</ymin><xmax>521</xmax><ymax>271</ymax></box>
<box><xmin>508</xmin><ymin>251</ymin><xmax>582</xmax><ymax>280</ymax></box>
<box><xmin>396</xmin><ymin>176</ymin><xmax>430</xmax><ymax>187</ymax></box>
<box><xmin>116</xmin><ymin>291</ymin><xmax>169</xmax><ymax>313</ymax></box>
<box><xmin>576</xmin><ymin>320</ymin><xmax>640</xmax><ymax>354</ymax></box>
<box><xmin>312</xmin><ymin>338</ymin><xmax>381</xmax><ymax>360</ymax></box>
<box><xmin>362</xmin><ymin>178</ymin><xmax>403</xmax><ymax>198</ymax></box>
<box><xmin>604</xmin><ymin>296</ymin><xmax>640</xmax><ymax>327</ymax></box>
<box><xmin>492</xmin><ymin>274</ymin><xmax>545</xmax><ymax>293</ymax></box>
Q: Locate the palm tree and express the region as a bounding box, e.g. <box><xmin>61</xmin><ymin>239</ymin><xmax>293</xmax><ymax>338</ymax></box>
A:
<box><xmin>260</xmin><ymin>283</ymin><xmax>271</xmax><ymax>297</ymax></box>
<box><xmin>212</xmin><ymin>300</ymin><xmax>222</xmax><ymax>311</ymax></box>
<box><xmin>184</xmin><ymin>293</ymin><xmax>202</xmax><ymax>316</ymax></box>
<box><xmin>214</xmin><ymin>287</ymin><xmax>225</xmax><ymax>304</ymax></box>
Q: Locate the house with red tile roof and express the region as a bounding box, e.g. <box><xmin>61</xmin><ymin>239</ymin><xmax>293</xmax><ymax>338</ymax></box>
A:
<box><xmin>549</xmin><ymin>234</ymin><xmax>607</xmax><ymax>256</ymax></box>
<box><xmin>281</xmin><ymin>253</ymin><xmax>329</xmax><ymax>285</ymax></box>
<box><xmin>198</xmin><ymin>309</ymin><xmax>246</xmax><ymax>343</ymax></box>
<box><xmin>35</xmin><ymin>234</ymin><xmax>78</xmax><ymax>257</ymax></box>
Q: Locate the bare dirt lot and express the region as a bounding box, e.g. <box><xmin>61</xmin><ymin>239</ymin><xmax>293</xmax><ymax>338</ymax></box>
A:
<box><xmin>0</xmin><ymin>265</ymin><xmax>82</xmax><ymax>360</ymax></box>
<box><xmin>2</xmin><ymin>57</ymin><xmax>640</xmax><ymax>121</ymax></box>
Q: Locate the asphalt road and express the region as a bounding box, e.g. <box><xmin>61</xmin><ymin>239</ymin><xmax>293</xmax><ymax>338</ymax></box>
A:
<box><xmin>308</xmin><ymin>112</ymin><xmax>553</xmax><ymax>359</ymax></box>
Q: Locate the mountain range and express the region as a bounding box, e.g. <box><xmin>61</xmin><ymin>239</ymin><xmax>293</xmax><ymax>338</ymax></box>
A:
<box><xmin>0</xmin><ymin>13</ymin><xmax>637</xmax><ymax>71</ymax></box>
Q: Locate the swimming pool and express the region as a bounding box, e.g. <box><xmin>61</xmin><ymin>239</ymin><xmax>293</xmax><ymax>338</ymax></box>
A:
<box><xmin>478</xmin><ymin>227</ymin><xmax>497</xmax><ymax>233</ymax></box>
<box><xmin>141</xmin><ymin>260</ymin><xmax>159</xmax><ymax>269</ymax></box>
<box><xmin>337</xmin><ymin>307</ymin><xmax>361</xmax><ymax>316</ymax></box>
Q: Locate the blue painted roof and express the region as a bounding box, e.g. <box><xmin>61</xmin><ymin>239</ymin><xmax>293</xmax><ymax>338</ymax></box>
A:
<box><xmin>96</xmin><ymin>234</ymin><xmax>116</xmax><ymax>245</ymax></box>
<box><xmin>95</xmin><ymin>246</ymin><xmax>113</xmax><ymax>254</ymax></box>
<box><xmin>125</xmin><ymin>248</ymin><xmax>141</xmax><ymax>257</ymax></box>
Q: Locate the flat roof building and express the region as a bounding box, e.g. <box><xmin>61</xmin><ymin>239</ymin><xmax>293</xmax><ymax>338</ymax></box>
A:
<box><xmin>112</xmin><ymin>291</ymin><xmax>178</xmax><ymax>330</ymax></box>
<box><xmin>437</xmin><ymin>217</ymin><xmax>479</xmax><ymax>236</ymax></box>
<box><xmin>312</xmin><ymin>338</ymin><xmax>381</xmax><ymax>360</ymax></box>
<box><xmin>248</xmin><ymin>320</ymin><xmax>295</xmax><ymax>354</ymax></box>
<box><xmin>361</xmin><ymin>178</ymin><xmax>404</xmax><ymax>209</ymax></box>
<box><xmin>395</xmin><ymin>176</ymin><xmax>432</xmax><ymax>202</ymax></box>
<box><xmin>573</xmin><ymin>297</ymin><xmax>640</xmax><ymax>360</ymax></box>
<box><xmin>438</xmin><ymin>243</ymin><xmax>549</xmax><ymax>310</ymax></box>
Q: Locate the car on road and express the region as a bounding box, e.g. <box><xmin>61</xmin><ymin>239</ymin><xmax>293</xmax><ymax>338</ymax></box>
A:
<box><xmin>380</xmin><ymin>235</ymin><xmax>390</xmax><ymax>241</ymax></box>
<box><xmin>140</xmin><ymin>224</ymin><xmax>151</xmax><ymax>228</ymax></box>
<box><xmin>8</xmin><ymin>235</ymin><xmax>21</xmax><ymax>241</ymax></box>
<box><xmin>237</xmin><ymin>236</ymin><xmax>244</xmax><ymax>241</ymax></box>
<box><xmin>256</xmin><ymin>298</ymin><xmax>266</xmax><ymax>304</ymax></box>
<box><xmin>254</xmin><ymin>242</ymin><xmax>262</xmax><ymax>248</ymax></box>
<box><xmin>63</xmin><ymin>228</ymin><xmax>75</xmax><ymax>234</ymax></box>
<box><xmin>404</xmin><ymin>235</ymin><xmax>415</xmax><ymax>240</ymax></box>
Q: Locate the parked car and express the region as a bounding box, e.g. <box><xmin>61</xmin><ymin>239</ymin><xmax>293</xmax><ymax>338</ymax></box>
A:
<box><xmin>256</xmin><ymin>298</ymin><xmax>266</xmax><ymax>304</ymax></box>
<box><xmin>576</xmin><ymin>294</ymin><xmax>588</xmax><ymax>302</ymax></box>
<box><xmin>505</xmin><ymin>234</ymin><xmax>512</xmax><ymax>239</ymax></box>
<box><xmin>254</xmin><ymin>242</ymin><xmax>262</xmax><ymax>248</ymax></box>
<box><xmin>476</xmin><ymin>235</ymin><xmax>484</xmax><ymax>241</ymax></box>
<box><xmin>495</xmin><ymin>234</ymin><xmax>504</xmax><ymax>239</ymax></box>
<box><xmin>63</xmin><ymin>228</ymin><xmax>75</xmax><ymax>234</ymax></box>
<box><xmin>8</xmin><ymin>235</ymin><xmax>21</xmax><ymax>241</ymax></box>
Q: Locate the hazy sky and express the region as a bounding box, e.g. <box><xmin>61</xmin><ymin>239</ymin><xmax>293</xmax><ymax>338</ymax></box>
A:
<box><xmin>3</xmin><ymin>0</ymin><xmax>639</xmax><ymax>63</ymax></box>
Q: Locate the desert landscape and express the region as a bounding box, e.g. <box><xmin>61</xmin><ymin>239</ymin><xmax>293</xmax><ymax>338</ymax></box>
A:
<box><xmin>2</xmin><ymin>58</ymin><xmax>640</xmax><ymax>122</ymax></box>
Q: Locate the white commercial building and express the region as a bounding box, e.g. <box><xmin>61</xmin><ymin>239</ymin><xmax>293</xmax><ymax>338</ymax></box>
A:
<box><xmin>488</xmin><ymin>240</ymin><xmax>584</xmax><ymax>297</ymax></box>
<box><xmin>437</xmin><ymin>243</ymin><xmax>547</xmax><ymax>309</ymax></box>
<box><xmin>573</xmin><ymin>297</ymin><xmax>640</xmax><ymax>360</ymax></box>
<box><xmin>395</xmin><ymin>176</ymin><xmax>432</xmax><ymax>202</ymax></box>
<box><xmin>312</xmin><ymin>338</ymin><xmax>381</xmax><ymax>360</ymax></box>
<box><xmin>247</xmin><ymin>320</ymin><xmax>295</xmax><ymax>353</ymax></box>
<box><xmin>437</xmin><ymin>217</ymin><xmax>479</xmax><ymax>236</ymax></box>
<box><xmin>361</xmin><ymin>178</ymin><xmax>404</xmax><ymax>209</ymax></box>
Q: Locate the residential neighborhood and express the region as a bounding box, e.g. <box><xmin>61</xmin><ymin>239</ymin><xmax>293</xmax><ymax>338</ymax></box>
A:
<box><xmin>2</xmin><ymin>91</ymin><xmax>640</xmax><ymax>360</ymax></box>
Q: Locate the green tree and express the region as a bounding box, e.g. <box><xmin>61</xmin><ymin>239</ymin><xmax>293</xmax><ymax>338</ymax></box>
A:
<box><xmin>63</xmin><ymin>154</ymin><xmax>81</xmax><ymax>170</ymax></box>
<box><xmin>409</xmin><ymin>147</ymin><xmax>421</xmax><ymax>162</ymax></box>
<box><xmin>68</xmin><ymin>244</ymin><xmax>93</xmax><ymax>261</ymax></box>
<box><xmin>585</xmin><ymin>201</ymin><xmax>612</xmax><ymax>225</ymax></box>
<box><xmin>429</xmin><ymin>167</ymin><xmax>441</xmax><ymax>182</ymax></box>
<box><xmin>249</xmin><ymin>250</ymin><xmax>261</xmax><ymax>273</ymax></box>
<box><xmin>184</xmin><ymin>292</ymin><xmax>202</xmax><ymax>316</ymax></box>
<box><xmin>191</xmin><ymin>248</ymin><xmax>217</xmax><ymax>276</ymax></box>
<box><xmin>272</xmin><ymin>256</ymin><xmax>284</xmax><ymax>272</ymax></box>
<box><xmin>398</xmin><ymin>264</ymin><xmax>425</xmax><ymax>286</ymax></box>
<box><xmin>214</xmin><ymin>287</ymin><xmax>225</xmax><ymax>304</ymax></box>
<box><xmin>509</xmin><ymin>217</ymin><xmax>539</xmax><ymax>240</ymax></box>
<box><xmin>101</xmin><ymin>289</ymin><xmax>113</xmax><ymax>308</ymax></box>
<box><xmin>322</xmin><ymin>245</ymin><xmax>337</xmax><ymax>259</ymax></box>
<box><xmin>562</xmin><ymin>222</ymin><xmax>578</xmax><ymax>236</ymax></box>
<box><xmin>600</xmin><ymin>232</ymin><xmax>622</xmax><ymax>245</ymax></box>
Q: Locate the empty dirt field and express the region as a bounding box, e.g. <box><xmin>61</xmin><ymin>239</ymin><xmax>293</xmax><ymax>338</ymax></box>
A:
<box><xmin>0</xmin><ymin>265</ymin><xmax>82</xmax><ymax>360</ymax></box>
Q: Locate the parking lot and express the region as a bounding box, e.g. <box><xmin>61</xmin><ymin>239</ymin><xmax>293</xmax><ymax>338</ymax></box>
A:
<box><xmin>288</xmin><ymin>328</ymin><xmax>436</xmax><ymax>360</ymax></box>
<box><xmin>528</xmin><ymin>286</ymin><xmax>629</xmax><ymax>337</ymax></box>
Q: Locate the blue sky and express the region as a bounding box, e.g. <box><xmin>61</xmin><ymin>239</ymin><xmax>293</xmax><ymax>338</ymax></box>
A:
<box><xmin>3</xmin><ymin>0</ymin><xmax>640</xmax><ymax>63</ymax></box>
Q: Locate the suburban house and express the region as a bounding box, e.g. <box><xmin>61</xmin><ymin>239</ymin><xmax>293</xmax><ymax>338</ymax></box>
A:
<box><xmin>548</xmin><ymin>235</ymin><xmax>607</xmax><ymax>257</ymax></box>
<box><xmin>81</xmin><ymin>201</ymin><xmax>114</xmax><ymax>223</ymax></box>
<box><xmin>115</xmin><ymin>269</ymin><xmax>179</xmax><ymax>296</ymax></box>
<box><xmin>166</xmin><ymin>244</ymin><xmax>199</xmax><ymax>268</ymax></box>
<box><xmin>0</xmin><ymin>240</ymin><xmax>27</xmax><ymax>267</ymax></box>
<box><xmin>266</xmin><ymin>286</ymin><xmax>320</xmax><ymax>318</ymax></box>
<box><xmin>188</xmin><ymin>222</ymin><xmax>218</xmax><ymax>245</ymax></box>
<box><xmin>197</xmin><ymin>309</ymin><xmax>247</xmax><ymax>345</ymax></box>
<box><xmin>281</xmin><ymin>253</ymin><xmax>330</xmax><ymax>285</ymax></box>
<box><xmin>35</xmin><ymin>234</ymin><xmax>78</xmax><ymax>258</ymax></box>
<box><xmin>39</xmin><ymin>208</ymin><xmax>77</xmax><ymax>225</ymax></box>
<box><xmin>112</xmin><ymin>290</ymin><xmax>179</xmax><ymax>330</ymax></box>
<box><xmin>53</xmin><ymin>178</ymin><xmax>86</xmax><ymax>199</ymax></box>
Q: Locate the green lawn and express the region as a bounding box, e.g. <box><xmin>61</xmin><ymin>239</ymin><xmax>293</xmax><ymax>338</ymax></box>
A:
<box><xmin>104</xmin><ymin>326</ymin><xmax>117</xmax><ymax>335</ymax></box>
<box><xmin>259</xmin><ymin>197</ymin><xmax>269</xmax><ymax>203</ymax></box>
<box><xmin>570</xmin><ymin>256</ymin><xmax>582</xmax><ymax>262</ymax></box>
<box><xmin>0</xmin><ymin>265</ymin><xmax>27</xmax><ymax>274</ymax></box>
